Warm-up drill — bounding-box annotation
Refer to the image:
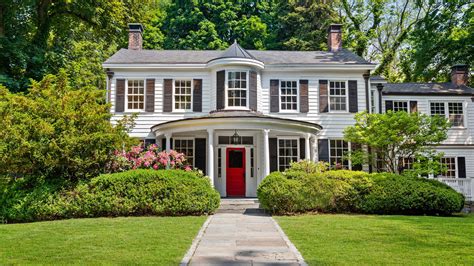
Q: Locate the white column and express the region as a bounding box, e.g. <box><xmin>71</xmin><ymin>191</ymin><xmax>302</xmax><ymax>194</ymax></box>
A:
<box><xmin>165</xmin><ymin>133</ymin><xmax>172</xmax><ymax>169</ymax></box>
<box><xmin>263</xmin><ymin>129</ymin><xmax>270</xmax><ymax>177</ymax></box>
<box><xmin>165</xmin><ymin>133</ymin><xmax>171</xmax><ymax>152</ymax></box>
<box><xmin>312</xmin><ymin>135</ymin><xmax>318</xmax><ymax>162</ymax></box>
<box><xmin>305</xmin><ymin>133</ymin><xmax>311</xmax><ymax>160</ymax></box>
<box><xmin>207</xmin><ymin>129</ymin><xmax>215</xmax><ymax>187</ymax></box>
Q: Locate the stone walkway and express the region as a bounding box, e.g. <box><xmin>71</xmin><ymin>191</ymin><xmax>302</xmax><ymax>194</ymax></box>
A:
<box><xmin>182</xmin><ymin>205</ymin><xmax>306</xmax><ymax>265</ymax></box>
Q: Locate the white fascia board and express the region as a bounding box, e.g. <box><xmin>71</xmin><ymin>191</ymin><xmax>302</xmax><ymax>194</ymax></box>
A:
<box><xmin>102</xmin><ymin>63</ymin><xmax>208</xmax><ymax>69</ymax></box>
<box><xmin>264</xmin><ymin>64</ymin><xmax>377</xmax><ymax>71</ymax></box>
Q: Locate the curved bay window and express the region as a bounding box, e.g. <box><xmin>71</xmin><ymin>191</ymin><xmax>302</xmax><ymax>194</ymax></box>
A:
<box><xmin>227</xmin><ymin>71</ymin><xmax>247</xmax><ymax>108</ymax></box>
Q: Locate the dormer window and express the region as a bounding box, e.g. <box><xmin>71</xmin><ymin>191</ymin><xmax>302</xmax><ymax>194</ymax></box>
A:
<box><xmin>226</xmin><ymin>71</ymin><xmax>248</xmax><ymax>108</ymax></box>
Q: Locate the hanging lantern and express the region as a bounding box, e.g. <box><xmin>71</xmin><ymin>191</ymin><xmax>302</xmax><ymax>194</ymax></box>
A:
<box><xmin>231</xmin><ymin>130</ymin><xmax>241</xmax><ymax>144</ymax></box>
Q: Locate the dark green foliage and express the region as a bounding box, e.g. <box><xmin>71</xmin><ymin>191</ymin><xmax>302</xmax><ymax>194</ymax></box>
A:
<box><xmin>0</xmin><ymin>170</ymin><xmax>220</xmax><ymax>223</ymax></box>
<box><xmin>257</xmin><ymin>168</ymin><xmax>464</xmax><ymax>215</ymax></box>
<box><xmin>360</xmin><ymin>173</ymin><xmax>464</xmax><ymax>216</ymax></box>
<box><xmin>257</xmin><ymin>172</ymin><xmax>335</xmax><ymax>214</ymax></box>
<box><xmin>0</xmin><ymin>72</ymin><xmax>136</xmax><ymax>181</ymax></box>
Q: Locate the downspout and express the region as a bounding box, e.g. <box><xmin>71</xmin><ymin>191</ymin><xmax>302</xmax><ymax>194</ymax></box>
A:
<box><xmin>363</xmin><ymin>71</ymin><xmax>372</xmax><ymax>173</ymax></box>
<box><xmin>106</xmin><ymin>69</ymin><xmax>114</xmax><ymax>104</ymax></box>
<box><xmin>377</xmin><ymin>83</ymin><xmax>384</xmax><ymax>114</ymax></box>
<box><xmin>363</xmin><ymin>71</ymin><xmax>370</xmax><ymax>112</ymax></box>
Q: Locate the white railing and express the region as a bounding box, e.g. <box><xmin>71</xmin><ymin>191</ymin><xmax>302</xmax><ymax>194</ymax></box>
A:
<box><xmin>437</xmin><ymin>178</ymin><xmax>473</xmax><ymax>201</ymax></box>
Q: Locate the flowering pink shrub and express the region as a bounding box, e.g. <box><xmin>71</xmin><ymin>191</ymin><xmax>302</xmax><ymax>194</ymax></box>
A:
<box><xmin>107</xmin><ymin>144</ymin><xmax>192</xmax><ymax>173</ymax></box>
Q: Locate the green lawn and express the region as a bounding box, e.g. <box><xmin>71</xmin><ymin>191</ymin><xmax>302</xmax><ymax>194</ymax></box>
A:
<box><xmin>276</xmin><ymin>214</ymin><xmax>474</xmax><ymax>265</ymax></box>
<box><xmin>0</xmin><ymin>216</ymin><xmax>206</xmax><ymax>265</ymax></box>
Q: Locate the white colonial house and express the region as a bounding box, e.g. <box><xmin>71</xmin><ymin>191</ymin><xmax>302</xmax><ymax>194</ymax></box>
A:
<box><xmin>103</xmin><ymin>23</ymin><xmax>473</xmax><ymax>200</ymax></box>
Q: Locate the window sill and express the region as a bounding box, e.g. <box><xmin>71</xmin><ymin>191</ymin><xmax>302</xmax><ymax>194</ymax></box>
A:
<box><xmin>172</xmin><ymin>110</ymin><xmax>194</xmax><ymax>113</ymax></box>
<box><xmin>278</xmin><ymin>111</ymin><xmax>300</xmax><ymax>114</ymax></box>
<box><xmin>449</xmin><ymin>127</ymin><xmax>467</xmax><ymax>130</ymax></box>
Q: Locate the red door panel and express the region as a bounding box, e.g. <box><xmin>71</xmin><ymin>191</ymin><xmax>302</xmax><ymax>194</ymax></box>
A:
<box><xmin>226</xmin><ymin>148</ymin><xmax>246</xmax><ymax>197</ymax></box>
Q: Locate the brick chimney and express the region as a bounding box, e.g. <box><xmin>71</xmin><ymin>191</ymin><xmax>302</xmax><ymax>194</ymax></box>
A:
<box><xmin>451</xmin><ymin>64</ymin><xmax>469</xmax><ymax>86</ymax></box>
<box><xmin>328</xmin><ymin>24</ymin><xmax>342</xmax><ymax>52</ymax></box>
<box><xmin>128</xmin><ymin>23</ymin><xmax>143</xmax><ymax>50</ymax></box>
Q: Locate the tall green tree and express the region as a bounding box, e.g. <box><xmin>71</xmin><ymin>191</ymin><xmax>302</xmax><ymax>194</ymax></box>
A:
<box><xmin>0</xmin><ymin>0</ymin><xmax>157</xmax><ymax>92</ymax></box>
<box><xmin>400</xmin><ymin>2</ymin><xmax>473</xmax><ymax>83</ymax></box>
<box><xmin>344</xmin><ymin>111</ymin><xmax>450</xmax><ymax>174</ymax></box>
<box><xmin>0</xmin><ymin>71</ymin><xmax>135</xmax><ymax>181</ymax></box>
<box><xmin>274</xmin><ymin>0</ymin><xmax>338</xmax><ymax>50</ymax></box>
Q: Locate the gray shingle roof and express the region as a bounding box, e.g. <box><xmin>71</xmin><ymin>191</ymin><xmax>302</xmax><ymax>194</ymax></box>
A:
<box><xmin>104</xmin><ymin>48</ymin><xmax>372</xmax><ymax>65</ymax></box>
<box><xmin>152</xmin><ymin>110</ymin><xmax>322</xmax><ymax>130</ymax></box>
<box><xmin>216</xmin><ymin>41</ymin><xmax>257</xmax><ymax>60</ymax></box>
<box><xmin>383</xmin><ymin>82</ymin><xmax>474</xmax><ymax>96</ymax></box>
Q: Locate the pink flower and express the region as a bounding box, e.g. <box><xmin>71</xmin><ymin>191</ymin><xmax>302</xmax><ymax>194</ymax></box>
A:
<box><xmin>153</xmin><ymin>164</ymin><xmax>159</xmax><ymax>170</ymax></box>
<box><xmin>185</xmin><ymin>165</ymin><xmax>192</xmax><ymax>171</ymax></box>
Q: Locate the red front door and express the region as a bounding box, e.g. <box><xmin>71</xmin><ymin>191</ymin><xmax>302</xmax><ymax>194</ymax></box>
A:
<box><xmin>226</xmin><ymin>148</ymin><xmax>246</xmax><ymax>197</ymax></box>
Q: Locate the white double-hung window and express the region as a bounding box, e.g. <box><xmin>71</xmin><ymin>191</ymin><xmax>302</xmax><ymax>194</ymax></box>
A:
<box><xmin>126</xmin><ymin>79</ymin><xmax>145</xmax><ymax>110</ymax></box>
<box><xmin>227</xmin><ymin>71</ymin><xmax>247</xmax><ymax>108</ymax></box>
<box><xmin>392</xmin><ymin>101</ymin><xmax>409</xmax><ymax>112</ymax></box>
<box><xmin>174</xmin><ymin>80</ymin><xmax>192</xmax><ymax>111</ymax></box>
<box><xmin>173</xmin><ymin>138</ymin><xmax>194</xmax><ymax>166</ymax></box>
<box><xmin>440</xmin><ymin>157</ymin><xmax>456</xmax><ymax>178</ymax></box>
<box><xmin>329</xmin><ymin>139</ymin><xmax>349</xmax><ymax>169</ymax></box>
<box><xmin>280</xmin><ymin>80</ymin><xmax>298</xmax><ymax>111</ymax></box>
<box><xmin>278</xmin><ymin>138</ymin><xmax>299</xmax><ymax>171</ymax></box>
<box><xmin>329</xmin><ymin>81</ymin><xmax>348</xmax><ymax>112</ymax></box>
<box><xmin>430</xmin><ymin>102</ymin><xmax>464</xmax><ymax>127</ymax></box>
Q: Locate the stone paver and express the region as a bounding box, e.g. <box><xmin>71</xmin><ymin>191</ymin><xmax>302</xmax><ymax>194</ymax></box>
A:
<box><xmin>185</xmin><ymin>212</ymin><xmax>306</xmax><ymax>266</ymax></box>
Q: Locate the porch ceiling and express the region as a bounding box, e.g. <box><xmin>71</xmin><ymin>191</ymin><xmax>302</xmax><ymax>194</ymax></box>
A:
<box><xmin>151</xmin><ymin>110</ymin><xmax>322</xmax><ymax>135</ymax></box>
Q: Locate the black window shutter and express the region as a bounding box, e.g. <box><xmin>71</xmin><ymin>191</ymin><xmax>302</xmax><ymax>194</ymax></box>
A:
<box><xmin>193</xmin><ymin>79</ymin><xmax>202</xmax><ymax>112</ymax></box>
<box><xmin>348</xmin><ymin>80</ymin><xmax>358</xmax><ymax>113</ymax></box>
<box><xmin>145</xmin><ymin>79</ymin><xmax>155</xmax><ymax>112</ymax></box>
<box><xmin>115</xmin><ymin>79</ymin><xmax>125</xmax><ymax>112</ymax></box>
<box><xmin>319</xmin><ymin>80</ymin><xmax>328</xmax><ymax>113</ymax></box>
<box><xmin>410</xmin><ymin>101</ymin><xmax>418</xmax><ymax>113</ymax></box>
<box><xmin>299</xmin><ymin>138</ymin><xmax>306</xmax><ymax>160</ymax></box>
<box><xmin>194</xmin><ymin>138</ymin><xmax>207</xmax><ymax>174</ymax></box>
<box><xmin>458</xmin><ymin>157</ymin><xmax>466</xmax><ymax>178</ymax></box>
<box><xmin>216</xmin><ymin>70</ymin><xmax>225</xmax><ymax>110</ymax></box>
<box><xmin>351</xmin><ymin>143</ymin><xmax>363</xmax><ymax>170</ymax></box>
<box><xmin>270</xmin><ymin>79</ymin><xmax>279</xmax><ymax>112</ymax></box>
<box><xmin>269</xmin><ymin>138</ymin><xmax>278</xmax><ymax>172</ymax></box>
<box><xmin>385</xmin><ymin>100</ymin><xmax>393</xmax><ymax>112</ymax></box>
<box><xmin>163</xmin><ymin>79</ymin><xmax>173</xmax><ymax>112</ymax></box>
<box><xmin>299</xmin><ymin>80</ymin><xmax>309</xmax><ymax>113</ymax></box>
<box><xmin>161</xmin><ymin>138</ymin><xmax>173</xmax><ymax>151</ymax></box>
<box><xmin>318</xmin><ymin>139</ymin><xmax>329</xmax><ymax>162</ymax></box>
<box><xmin>249</xmin><ymin>71</ymin><xmax>258</xmax><ymax>111</ymax></box>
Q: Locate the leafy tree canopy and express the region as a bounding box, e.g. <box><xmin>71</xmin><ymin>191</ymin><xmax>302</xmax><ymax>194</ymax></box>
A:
<box><xmin>0</xmin><ymin>71</ymin><xmax>136</xmax><ymax>181</ymax></box>
<box><xmin>344</xmin><ymin>111</ymin><xmax>450</xmax><ymax>174</ymax></box>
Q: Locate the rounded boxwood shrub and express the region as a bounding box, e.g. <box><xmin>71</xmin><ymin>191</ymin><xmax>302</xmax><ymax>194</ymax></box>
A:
<box><xmin>257</xmin><ymin>171</ymin><xmax>340</xmax><ymax>214</ymax></box>
<box><xmin>359</xmin><ymin>173</ymin><xmax>464</xmax><ymax>215</ymax></box>
<box><xmin>257</xmin><ymin>166</ymin><xmax>464</xmax><ymax>216</ymax></box>
<box><xmin>257</xmin><ymin>170</ymin><xmax>372</xmax><ymax>214</ymax></box>
<box><xmin>1</xmin><ymin>169</ymin><xmax>220</xmax><ymax>223</ymax></box>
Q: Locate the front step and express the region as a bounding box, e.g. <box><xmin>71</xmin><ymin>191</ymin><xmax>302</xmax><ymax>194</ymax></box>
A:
<box><xmin>218</xmin><ymin>198</ymin><xmax>265</xmax><ymax>214</ymax></box>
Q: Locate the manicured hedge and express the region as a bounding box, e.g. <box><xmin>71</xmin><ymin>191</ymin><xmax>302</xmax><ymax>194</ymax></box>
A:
<box><xmin>257</xmin><ymin>169</ymin><xmax>464</xmax><ymax>215</ymax></box>
<box><xmin>360</xmin><ymin>173</ymin><xmax>464</xmax><ymax>215</ymax></box>
<box><xmin>0</xmin><ymin>170</ymin><xmax>220</xmax><ymax>223</ymax></box>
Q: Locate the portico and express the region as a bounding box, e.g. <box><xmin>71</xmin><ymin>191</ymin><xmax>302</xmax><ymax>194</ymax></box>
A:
<box><xmin>151</xmin><ymin>111</ymin><xmax>321</xmax><ymax>197</ymax></box>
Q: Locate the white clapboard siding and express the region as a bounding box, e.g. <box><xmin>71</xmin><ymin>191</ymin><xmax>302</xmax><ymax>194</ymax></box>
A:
<box><xmin>109</xmin><ymin>68</ymin><xmax>474</xmax><ymax>148</ymax></box>
<box><xmin>382</xmin><ymin>95</ymin><xmax>474</xmax><ymax>145</ymax></box>
<box><xmin>435</xmin><ymin>147</ymin><xmax>474</xmax><ymax>178</ymax></box>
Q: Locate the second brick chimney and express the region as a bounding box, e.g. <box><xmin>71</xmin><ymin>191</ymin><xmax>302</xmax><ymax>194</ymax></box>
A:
<box><xmin>451</xmin><ymin>64</ymin><xmax>469</xmax><ymax>86</ymax></box>
<box><xmin>328</xmin><ymin>24</ymin><xmax>342</xmax><ymax>52</ymax></box>
<box><xmin>128</xmin><ymin>23</ymin><xmax>143</xmax><ymax>50</ymax></box>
